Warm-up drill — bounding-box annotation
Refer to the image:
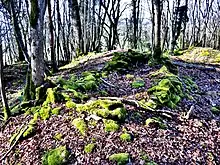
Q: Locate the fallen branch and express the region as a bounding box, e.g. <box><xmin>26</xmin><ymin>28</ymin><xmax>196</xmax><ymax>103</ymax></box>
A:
<box><xmin>0</xmin><ymin>124</ymin><xmax>28</xmax><ymax>161</ymax></box>
<box><xmin>98</xmin><ymin>97</ymin><xmax>178</xmax><ymax>117</ymax></box>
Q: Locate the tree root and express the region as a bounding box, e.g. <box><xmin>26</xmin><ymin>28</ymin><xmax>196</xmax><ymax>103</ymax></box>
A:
<box><xmin>0</xmin><ymin>124</ymin><xmax>29</xmax><ymax>161</ymax></box>
<box><xmin>98</xmin><ymin>97</ymin><xmax>178</xmax><ymax>118</ymax></box>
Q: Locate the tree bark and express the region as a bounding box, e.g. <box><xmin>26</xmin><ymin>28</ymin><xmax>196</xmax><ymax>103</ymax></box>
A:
<box><xmin>30</xmin><ymin>0</ymin><xmax>47</xmax><ymax>87</ymax></box>
<box><xmin>153</xmin><ymin>0</ymin><xmax>162</xmax><ymax>59</ymax></box>
<box><xmin>0</xmin><ymin>33</ymin><xmax>10</xmax><ymax>120</ymax></box>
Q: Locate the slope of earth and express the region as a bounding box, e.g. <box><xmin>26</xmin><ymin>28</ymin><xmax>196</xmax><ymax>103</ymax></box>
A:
<box><xmin>0</xmin><ymin>50</ymin><xmax>220</xmax><ymax>165</ymax></box>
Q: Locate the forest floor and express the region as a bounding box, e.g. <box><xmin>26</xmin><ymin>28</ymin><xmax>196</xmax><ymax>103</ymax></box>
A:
<box><xmin>0</xmin><ymin>47</ymin><xmax>220</xmax><ymax>165</ymax></box>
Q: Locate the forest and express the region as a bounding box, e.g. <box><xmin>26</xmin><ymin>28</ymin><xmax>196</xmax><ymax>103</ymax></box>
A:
<box><xmin>0</xmin><ymin>0</ymin><xmax>220</xmax><ymax>164</ymax></box>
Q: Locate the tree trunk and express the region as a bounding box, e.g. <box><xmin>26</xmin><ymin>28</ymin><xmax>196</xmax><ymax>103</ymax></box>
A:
<box><xmin>47</xmin><ymin>0</ymin><xmax>57</xmax><ymax>72</ymax></box>
<box><xmin>30</xmin><ymin>0</ymin><xmax>46</xmax><ymax>87</ymax></box>
<box><xmin>0</xmin><ymin>34</ymin><xmax>10</xmax><ymax>120</ymax></box>
<box><xmin>153</xmin><ymin>0</ymin><xmax>162</xmax><ymax>59</ymax></box>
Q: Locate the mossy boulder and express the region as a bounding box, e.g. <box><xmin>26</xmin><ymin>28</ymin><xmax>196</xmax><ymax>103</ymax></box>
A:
<box><xmin>72</xmin><ymin>118</ymin><xmax>87</xmax><ymax>135</ymax></box>
<box><xmin>109</xmin><ymin>153</ymin><xmax>129</xmax><ymax>165</ymax></box>
<box><xmin>148</xmin><ymin>66</ymin><xmax>183</xmax><ymax>108</ymax></box>
<box><xmin>84</xmin><ymin>143</ymin><xmax>95</xmax><ymax>153</ymax></box>
<box><xmin>42</xmin><ymin>146</ymin><xmax>69</xmax><ymax>165</ymax></box>
<box><xmin>104</xmin><ymin>50</ymin><xmax>149</xmax><ymax>73</ymax></box>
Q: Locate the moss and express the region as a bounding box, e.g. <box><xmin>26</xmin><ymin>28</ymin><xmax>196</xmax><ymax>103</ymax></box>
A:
<box><xmin>120</xmin><ymin>133</ymin><xmax>132</xmax><ymax>142</ymax></box>
<box><xmin>76</xmin><ymin>100</ymin><xmax>126</xmax><ymax>121</ymax></box>
<box><xmin>211</xmin><ymin>106</ymin><xmax>220</xmax><ymax>115</ymax></box>
<box><xmin>103</xmin><ymin>119</ymin><xmax>119</xmax><ymax>132</ymax></box>
<box><xmin>84</xmin><ymin>143</ymin><xmax>95</xmax><ymax>153</ymax></box>
<box><xmin>29</xmin><ymin>112</ymin><xmax>39</xmax><ymax>125</ymax></box>
<box><xmin>42</xmin><ymin>146</ymin><xmax>69</xmax><ymax>165</ymax></box>
<box><xmin>147</xmin><ymin>66</ymin><xmax>183</xmax><ymax>108</ymax></box>
<box><xmin>126</xmin><ymin>74</ymin><xmax>134</xmax><ymax>80</ymax></box>
<box><xmin>109</xmin><ymin>153</ymin><xmax>129</xmax><ymax>165</ymax></box>
<box><xmin>23</xmin><ymin>125</ymin><xmax>35</xmax><ymax>137</ymax></box>
<box><xmin>54</xmin><ymin>133</ymin><xmax>63</xmax><ymax>141</ymax></box>
<box><xmin>145</xmin><ymin>117</ymin><xmax>167</xmax><ymax>129</ymax></box>
<box><xmin>39</xmin><ymin>106</ymin><xmax>51</xmax><ymax>120</ymax></box>
<box><xmin>99</xmin><ymin>90</ymin><xmax>108</xmax><ymax>96</ymax></box>
<box><xmin>51</xmin><ymin>107</ymin><xmax>61</xmax><ymax>115</ymax></box>
<box><xmin>72</xmin><ymin>118</ymin><xmax>87</xmax><ymax>135</ymax></box>
<box><xmin>104</xmin><ymin>50</ymin><xmax>149</xmax><ymax>73</ymax></box>
<box><xmin>131</xmin><ymin>78</ymin><xmax>145</xmax><ymax>88</ymax></box>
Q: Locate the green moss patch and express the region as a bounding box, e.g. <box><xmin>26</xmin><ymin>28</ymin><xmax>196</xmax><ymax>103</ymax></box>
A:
<box><xmin>177</xmin><ymin>47</ymin><xmax>220</xmax><ymax>64</ymax></box>
<box><xmin>103</xmin><ymin>119</ymin><xmax>119</xmax><ymax>132</ymax></box>
<box><xmin>54</xmin><ymin>133</ymin><xmax>63</xmax><ymax>141</ymax></box>
<box><xmin>145</xmin><ymin>117</ymin><xmax>167</xmax><ymax>129</ymax></box>
<box><xmin>109</xmin><ymin>153</ymin><xmax>129</xmax><ymax>165</ymax></box>
<box><xmin>84</xmin><ymin>143</ymin><xmax>95</xmax><ymax>153</ymax></box>
<box><xmin>131</xmin><ymin>78</ymin><xmax>145</xmax><ymax>88</ymax></box>
<box><xmin>211</xmin><ymin>106</ymin><xmax>220</xmax><ymax>115</ymax></box>
<box><xmin>72</xmin><ymin>118</ymin><xmax>87</xmax><ymax>135</ymax></box>
<box><xmin>120</xmin><ymin>133</ymin><xmax>132</xmax><ymax>142</ymax></box>
<box><xmin>76</xmin><ymin>100</ymin><xmax>127</xmax><ymax>121</ymax></box>
<box><xmin>147</xmin><ymin>66</ymin><xmax>184</xmax><ymax>109</ymax></box>
<box><xmin>42</xmin><ymin>146</ymin><xmax>69</xmax><ymax>165</ymax></box>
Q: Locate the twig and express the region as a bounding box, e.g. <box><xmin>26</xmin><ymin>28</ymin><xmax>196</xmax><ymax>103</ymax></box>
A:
<box><xmin>0</xmin><ymin>124</ymin><xmax>28</xmax><ymax>161</ymax></box>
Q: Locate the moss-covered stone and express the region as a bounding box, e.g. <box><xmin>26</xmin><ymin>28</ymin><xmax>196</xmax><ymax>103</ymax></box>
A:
<box><xmin>147</xmin><ymin>66</ymin><xmax>183</xmax><ymax>109</ymax></box>
<box><xmin>42</xmin><ymin>146</ymin><xmax>69</xmax><ymax>165</ymax></box>
<box><xmin>120</xmin><ymin>133</ymin><xmax>132</xmax><ymax>142</ymax></box>
<box><xmin>72</xmin><ymin>118</ymin><xmax>87</xmax><ymax>135</ymax></box>
<box><xmin>104</xmin><ymin>50</ymin><xmax>149</xmax><ymax>73</ymax></box>
<box><xmin>109</xmin><ymin>153</ymin><xmax>129</xmax><ymax>165</ymax></box>
<box><xmin>84</xmin><ymin>143</ymin><xmax>95</xmax><ymax>153</ymax></box>
<box><xmin>103</xmin><ymin>119</ymin><xmax>119</xmax><ymax>132</ymax></box>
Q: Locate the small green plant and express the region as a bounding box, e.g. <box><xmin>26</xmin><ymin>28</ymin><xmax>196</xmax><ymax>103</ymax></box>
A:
<box><xmin>72</xmin><ymin>118</ymin><xmax>87</xmax><ymax>135</ymax></box>
<box><xmin>131</xmin><ymin>78</ymin><xmax>145</xmax><ymax>88</ymax></box>
<box><xmin>84</xmin><ymin>143</ymin><xmax>95</xmax><ymax>153</ymax></box>
<box><xmin>120</xmin><ymin>133</ymin><xmax>132</xmax><ymax>142</ymax></box>
<box><xmin>109</xmin><ymin>153</ymin><xmax>129</xmax><ymax>165</ymax></box>
<box><xmin>42</xmin><ymin>146</ymin><xmax>69</xmax><ymax>165</ymax></box>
